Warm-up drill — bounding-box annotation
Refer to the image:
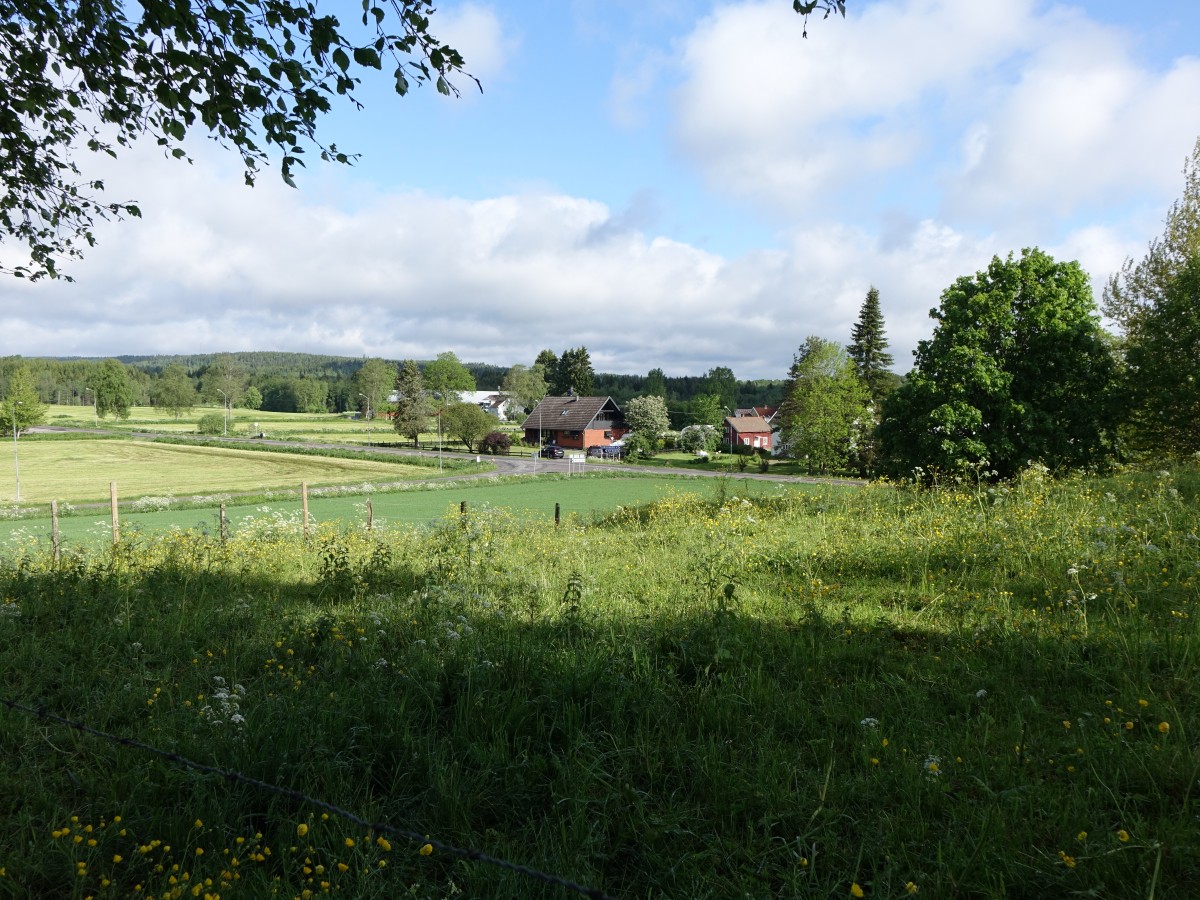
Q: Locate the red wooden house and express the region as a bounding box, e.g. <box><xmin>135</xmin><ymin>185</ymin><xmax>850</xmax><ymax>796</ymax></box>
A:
<box><xmin>522</xmin><ymin>395</ymin><xmax>630</xmax><ymax>451</ymax></box>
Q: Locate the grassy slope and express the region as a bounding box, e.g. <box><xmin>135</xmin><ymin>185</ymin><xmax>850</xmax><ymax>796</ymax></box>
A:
<box><xmin>0</xmin><ymin>467</ymin><xmax>1196</xmax><ymax>898</ymax></box>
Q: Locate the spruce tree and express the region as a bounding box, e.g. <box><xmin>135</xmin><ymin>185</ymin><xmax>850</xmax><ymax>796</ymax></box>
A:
<box><xmin>847</xmin><ymin>286</ymin><xmax>895</xmax><ymax>402</ymax></box>
<box><xmin>392</xmin><ymin>360</ymin><xmax>430</xmax><ymax>448</ymax></box>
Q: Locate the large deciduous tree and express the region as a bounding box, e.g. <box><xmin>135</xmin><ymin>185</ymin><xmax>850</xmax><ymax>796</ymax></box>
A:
<box><xmin>202</xmin><ymin>354</ymin><xmax>248</xmax><ymax>413</ymax></box>
<box><xmin>93</xmin><ymin>358</ymin><xmax>134</xmax><ymax>419</ymax></box>
<box><xmin>1105</xmin><ymin>136</ymin><xmax>1200</xmax><ymax>458</ymax></box>
<box><xmin>391</xmin><ymin>359</ymin><xmax>428</xmax><ymax>447</ymax></box>
<box><xmin>703</xmin><ymin>366</ymin><xmax>738</xmax><ymax>412</ymax></box>
<box><xmin>879</xmin><ymin>249</ymin><xmax>1118</xmax><ymax>480</ymax></box>
<box><xmin>1122</xmin><ymin>255</ymin><xmax>1200</xmax><ymax>456</ymax></box>
<box><xmin>353</xmin><ymin>358</ymin><xmax>397</xmax><ymax>420</ymax></box>
<box><xmin>1</xmin><ymin>365</ymin><xmax>47</xmax><ymax>434</ymax></box>
<box><xmin>151</xmin><ymin>363</ymin><xmax>197</xmax><ymax>419</ymax></box>
<box><xmin>442</xmin><ymin>401</ymin><xmax>493</xmax><ymax>453</ymax></box>
<box><xmin>778</xmin><ymin>336</ymin><xmax>870</xmax><ymax>474</ymax></box>
<box><xmin>847</xmin><ymin>286</ymin><xmax>897</xmax><ymax>403</ymax></box>
<box><xmin>624</xmin><ymin>395</ymin><xmax>671</xmax><ymax>454</ymax></box>
<box><xmin>0</xmin><ymin>0</ymin><xmax>473</xmax><ymax>280</ymax></box>
<box><xmin>500</xmin><ymin>363</ymin><xmax>548</xmax><ymax>418</ymax></box>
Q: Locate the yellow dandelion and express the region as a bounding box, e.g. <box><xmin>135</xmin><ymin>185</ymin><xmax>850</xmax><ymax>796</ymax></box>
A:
<box><xmin>1076</xmin><ymin>832</ymin><xmax>1087</xmax><ymax>841</ymax></box>
<box><xmin>296</xmin><ymin>824</ymin><xmax>309</xmax><ymax>837</ymax></box>
<box><xmin>419</xmin><ymin>843</ymin><xmax>433</xmax><ymax>857</ymax></box>
<box><xmin>851</xmin><ymin>883</ymin><xmax>865</xmax><ymax>898</ymax></box>
<box><xmin>337</xmin><ymin>863</ymin><xmax>349</xmax><ymax>873</ymax></box>
<box><xmin>1059</xmin><ymin>850</ymin><xmax>1076</xmax><ymax>868</ymax></box>
<box><xmin>1117</xmin><ymin>829</ymin><xmax>1130</xmax><ymax>842</ymax></box>
<box><xmin>194</xmin><ymin>819</ymin><xmax>203</xmax><ymax>828</ymax></box>
<box><xmin>113</xmin><ymin>854</ymin><xmax>124</xmax><ymax>863</ymax></box>
<box><xmin>344</xmin><ymin>838</ymin><xmax>355</xmax><ymax>848</ymax></box>
<box><xmin>905</xmin><ymin>883</ymin><xmax>919</xmax><ymax>895</ymax></box>
<box><xmin>1158</xmin><ymin>722</ymin><xmax>1170</xmax><ymax>734</ymax></box>
<box><xmin>1138</xmin><ymin>699</ymin><xmax>1148</xmax><ymax>708</ymax></box>
<box><xmin>376</xmin><ymin>837</ymin><xmax>392</xmax><ymax>852</ymax></box>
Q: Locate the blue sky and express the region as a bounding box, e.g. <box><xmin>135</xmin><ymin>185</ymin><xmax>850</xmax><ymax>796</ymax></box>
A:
<box><xmin>3</xmin><ymin>0</ymin><xmax>1200</xmax><ymax>380</ymax></box>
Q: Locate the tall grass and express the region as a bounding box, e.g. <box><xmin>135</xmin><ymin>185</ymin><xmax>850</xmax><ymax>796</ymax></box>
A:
<box><xmin>0</xmin><ymin>466</ymin><xmax>1196</xmax><ymax>898</ymax></box>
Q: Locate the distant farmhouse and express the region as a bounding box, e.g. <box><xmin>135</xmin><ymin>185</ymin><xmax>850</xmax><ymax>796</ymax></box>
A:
<box><xmin>725</xmin><ymin>414</ymin><xmax>774</xmax><ymax>452</ymax></box>
<box><xmin>386</xmin><ymin>389</ymin><xmax>512</xmax><ymax>421</ymax></box>
<box><xmin>522</xmin><ymin>395</ymin><xmax>629</xmax><ymax>450</ymax></box>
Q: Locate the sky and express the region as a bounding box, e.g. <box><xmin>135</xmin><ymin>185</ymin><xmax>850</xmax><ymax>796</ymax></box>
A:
<box><xmin>2</xmin><ymin>0</ymin><xmax>1199</xmax><ymax>380</ymax></box>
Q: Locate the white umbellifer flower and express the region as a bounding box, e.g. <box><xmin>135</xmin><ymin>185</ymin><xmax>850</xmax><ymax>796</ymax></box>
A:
<box><xmin>976</xmin><ymin>689</ymin><xmax>988</xmax><ymax>699</ymax></box>
<box><xmin>860</xmin><ymin>717</ymin><xmax>880</xmax><ymax>728</ymax></box>
<box><xmin>1067</xmin><ymin>566</ymin><xmax>1079</xmax><ymax>576</ymax></box>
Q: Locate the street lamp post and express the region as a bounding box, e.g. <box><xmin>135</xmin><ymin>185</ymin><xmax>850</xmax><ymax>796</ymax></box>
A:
<box><xmin>82</xmin><ymin>386</ymin><xmax>96</xmax><ymax>426</ymax></box>
<box><xmin>216</xmin><ymin>389</ymin><xmax>228</xmax><ymax>436</ymax></box>
<box><xmin>12</xmin><ymin>400</ymin><xmax>23</xmax><ymax>503</ymax></box>
<box><xmin>359</xmin><ymin>393</ymin><xmax>372</xmax><ymax>446</ymax></box>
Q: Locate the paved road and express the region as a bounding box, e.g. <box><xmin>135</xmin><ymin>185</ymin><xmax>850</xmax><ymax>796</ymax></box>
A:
<box><xmin>29</xmin><ymin>426</ymin><xmax>865</xmax><ymax>488</ymax></box>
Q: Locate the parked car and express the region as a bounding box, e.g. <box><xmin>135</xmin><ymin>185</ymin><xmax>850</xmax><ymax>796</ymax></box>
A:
<box><xmin>587</xmin><ymin>445</ymin><xmax>624</xmax><ymax>459</ymax></box>
<box><xmin>540</xmin><ymin>444</ymin><xmax>565</xmax><ymax>459</ymax></box>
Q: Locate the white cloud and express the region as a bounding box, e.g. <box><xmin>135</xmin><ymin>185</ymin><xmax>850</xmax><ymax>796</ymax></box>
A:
<box><xmin>671</xmin><ymin>0</ymin><xmax>1200</xmax><ymax>235</ymax></box>
<box><xmin>0</xmin><ymin>141</ymin><xmax>1027</xmax><ymax>378</ymax></box>
<box><xmin>435</xmin><ymin>3</ymin><xmax>518</xmax><ymax>83</ymax></box>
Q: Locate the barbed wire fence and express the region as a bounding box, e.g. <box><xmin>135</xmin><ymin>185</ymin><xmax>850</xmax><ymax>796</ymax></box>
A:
<box><xmin>1</xmin><ymin>695</ymin><xmax>615</xmax><ymax>900</ymax></box>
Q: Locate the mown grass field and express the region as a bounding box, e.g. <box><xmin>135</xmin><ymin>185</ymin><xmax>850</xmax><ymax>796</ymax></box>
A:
<box><xmin>1</xmin><ymin>438</ymin><xmax>469</xmax><ymax>505</ymax></box>
<box><xmin>0</xmin><ymin>464</ymin><xmax>1195</xmax><ymax>898</ymax></box>
<box><xmin>44</xmin><ymin>404</ymin><xmax>516</xmax><ymax>447</ymax></box>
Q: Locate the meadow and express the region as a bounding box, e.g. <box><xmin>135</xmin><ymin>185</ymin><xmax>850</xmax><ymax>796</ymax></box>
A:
<box><xmin>0</xmin><ymin>463</ymin><xmax>1195</xmax><ymax>898</ymax></box>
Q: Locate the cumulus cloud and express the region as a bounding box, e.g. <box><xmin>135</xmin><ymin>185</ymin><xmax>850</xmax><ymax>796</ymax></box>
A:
<box><xmin>435</xmin><ymin>3</ymin><xmax>518</xmax><ymax>84</ymax></box>
<box><xmin>672</xmin><ymin>0</ymin><xmax>1200</xmax><ymax>235</ymax></box>
<box><xmin>0</xmin><ymin>139</ymin><xmax>1037</xmax><ymax>379</ymax></box>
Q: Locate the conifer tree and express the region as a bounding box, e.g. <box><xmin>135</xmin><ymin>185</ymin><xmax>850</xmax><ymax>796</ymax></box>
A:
<box><xmin>392</xmin><ymin>360</ymin><xmax>429</xmax><ymax>448</ymax></box>
<box><xmin>847</xmin><ymin>286</ymin><xmax>895</xmax><ymax>402</ymax></box>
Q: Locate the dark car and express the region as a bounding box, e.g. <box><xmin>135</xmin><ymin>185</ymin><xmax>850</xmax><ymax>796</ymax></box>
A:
<box><xmin>540</xmin><ymin>444</ymin><xmax>565</xmax><ymax>459</ymax></box>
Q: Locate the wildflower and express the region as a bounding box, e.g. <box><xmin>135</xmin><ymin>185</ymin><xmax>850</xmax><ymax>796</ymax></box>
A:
<box><xmin>975</xmin><ymin>689</ymin><xmax>987</xmax><ymax>699</ymax></box>
<box><xmin>860</xmin><ymin>717</ymin><xmax>879</xmax><ymax>728</ymax></box>
<box><xmin>296</xmin><ymin>824</ymin><xmax>308</xmax><ymax>837</ymax></box>
<box><xmin>419</xmin><ymin>843</ymin><xmax>433</xmax><ymax>856</ymax></box>
<box><xmin>1058</xmin><ymin>850</ymin><xmax>1076</xmax><ymax>868</ymax></box>
<box><xmin>1138</xmin><ymin>699</ymin><xmax>1149</xmax><ymax>708</ymax></box>
<box><xmin>1077</xmin><ymin>832</ymin><xmax>1087</xmax><ymax>841</ymax></box>
<box><xmin>923</xmin><ymin>755</ymin><xmax>941</xmax><ymax>777</ymax></box>
<box><xmin>344</xmin><ymin>838</ymin><xmax>355</xmax><ymax>848</ymax></box>
<box><xmin>376</xmin><ymin>837</ymin><xmax>391</xmax><ymax>852</ymax></box>
<box><xmin>1117</xmin><ymin>830</ymin><xmax>1130</xmax><ymax>842</ymax></box>
<box><xmin>1158</xmin><ymin>722</ymin><xmax>1170</xmax><ymax>734</ymax></box>
<box><xmin>113</xmin><ymin>855</ymin><xmax>123</xmax><ymax>863</ymax></box>
<box><xmin>905</xmin><ymin>883</ymin><xmax>919</xmax><ymax>895</ymax></box>
<box><xmin>851</xmin><ymin>883</ymin><xmax>865</xmax><ymax>898</ymax></box>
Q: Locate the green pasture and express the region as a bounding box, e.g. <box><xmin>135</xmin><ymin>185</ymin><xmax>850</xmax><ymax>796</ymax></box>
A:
<box><xmin>0</xmin><ymin>475</ymin><xmax>803</xmax><ymax>547</ymax></box>
<box><xmin>0</xmin><ymin>466</ymin><xmax>1196</xmax><ymax>898</ymax></box>
<box><xmin>1</xmin><ymin>437</ymin><xmax>463</xmax><ymax>505</ymax></box>
<box><xmin>43</xmin><ymin>403</ymin><xmax>522</xmax><ymax>446</ymax></box>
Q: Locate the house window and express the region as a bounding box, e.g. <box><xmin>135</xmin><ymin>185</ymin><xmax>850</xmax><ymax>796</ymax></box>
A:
<box><xmin>604</xmin><ymin>430</ymin><xmax>613</xmax><ymax>439</ymax></box>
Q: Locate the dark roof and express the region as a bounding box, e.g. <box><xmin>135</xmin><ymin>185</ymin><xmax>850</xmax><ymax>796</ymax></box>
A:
<box><xmin>522</xmin><ymin>396</ymin><xmax>624</xmax><ymax>431</ymax></box>
<box><xmin>725</xmin><ymin>415</ymin><xmax>772</xmax><ymax>434</ymax></box>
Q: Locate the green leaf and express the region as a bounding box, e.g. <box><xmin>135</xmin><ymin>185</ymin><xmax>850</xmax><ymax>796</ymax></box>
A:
<box><xmin>332</xmin><ymin>47</ymin><xmax>350</xmax><ymax>72</ymax></box>
<box><xmin>352</xmin><ymin>47</ymin><xmax>381</xmax><ymax>69</ymax></box>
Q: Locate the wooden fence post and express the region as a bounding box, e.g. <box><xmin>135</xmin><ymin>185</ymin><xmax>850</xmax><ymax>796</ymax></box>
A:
<box><xmin>110</xmin><ymin>482</ymin><xmax>119</xmax><ymax>545</ymax></box>
<box><xmin>366</xmin><ymin>498</ymin><xmax>374</xmax><ymax>532</ymax></box>
<box><xmin>220</xmin><ymin>503</ymin><xmax>227</xmax><ymax>543</ymax></box>
<box><xmin>555</xmin><ymin>502</ymin><xmax>560</xmax><ymax>527</ymax></box>
<box><xmin>301</xmin><ymin>482</ymin><xmax>309</xmax><ymax>537</ymax></box>
<box><xmin>51</xmin><ymin>499</ymin><xmax>60</xmax><ymax>564</ymax></box>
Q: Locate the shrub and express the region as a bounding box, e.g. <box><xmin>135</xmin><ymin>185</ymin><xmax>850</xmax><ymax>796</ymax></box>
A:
<box><xmin>197</xmin><ymin>412</ymin><xmax>225</xmax><ymax>435</ymax></box>
<box><xmin>481</xmin><ymin>431</ymin><xmax>513</xmax><ymax>455</ymax></box>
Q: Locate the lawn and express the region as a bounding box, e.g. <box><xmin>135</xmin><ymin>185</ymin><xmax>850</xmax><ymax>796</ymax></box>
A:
<box><xmin>0</xmin><ymin>465</ymin><xmax>1195</xmax><ymax>898</ymax></box>
<box><xmin>1</xmin><ymin>437</ymin><xmax>470</xmax><ymax>505</ymax></box>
